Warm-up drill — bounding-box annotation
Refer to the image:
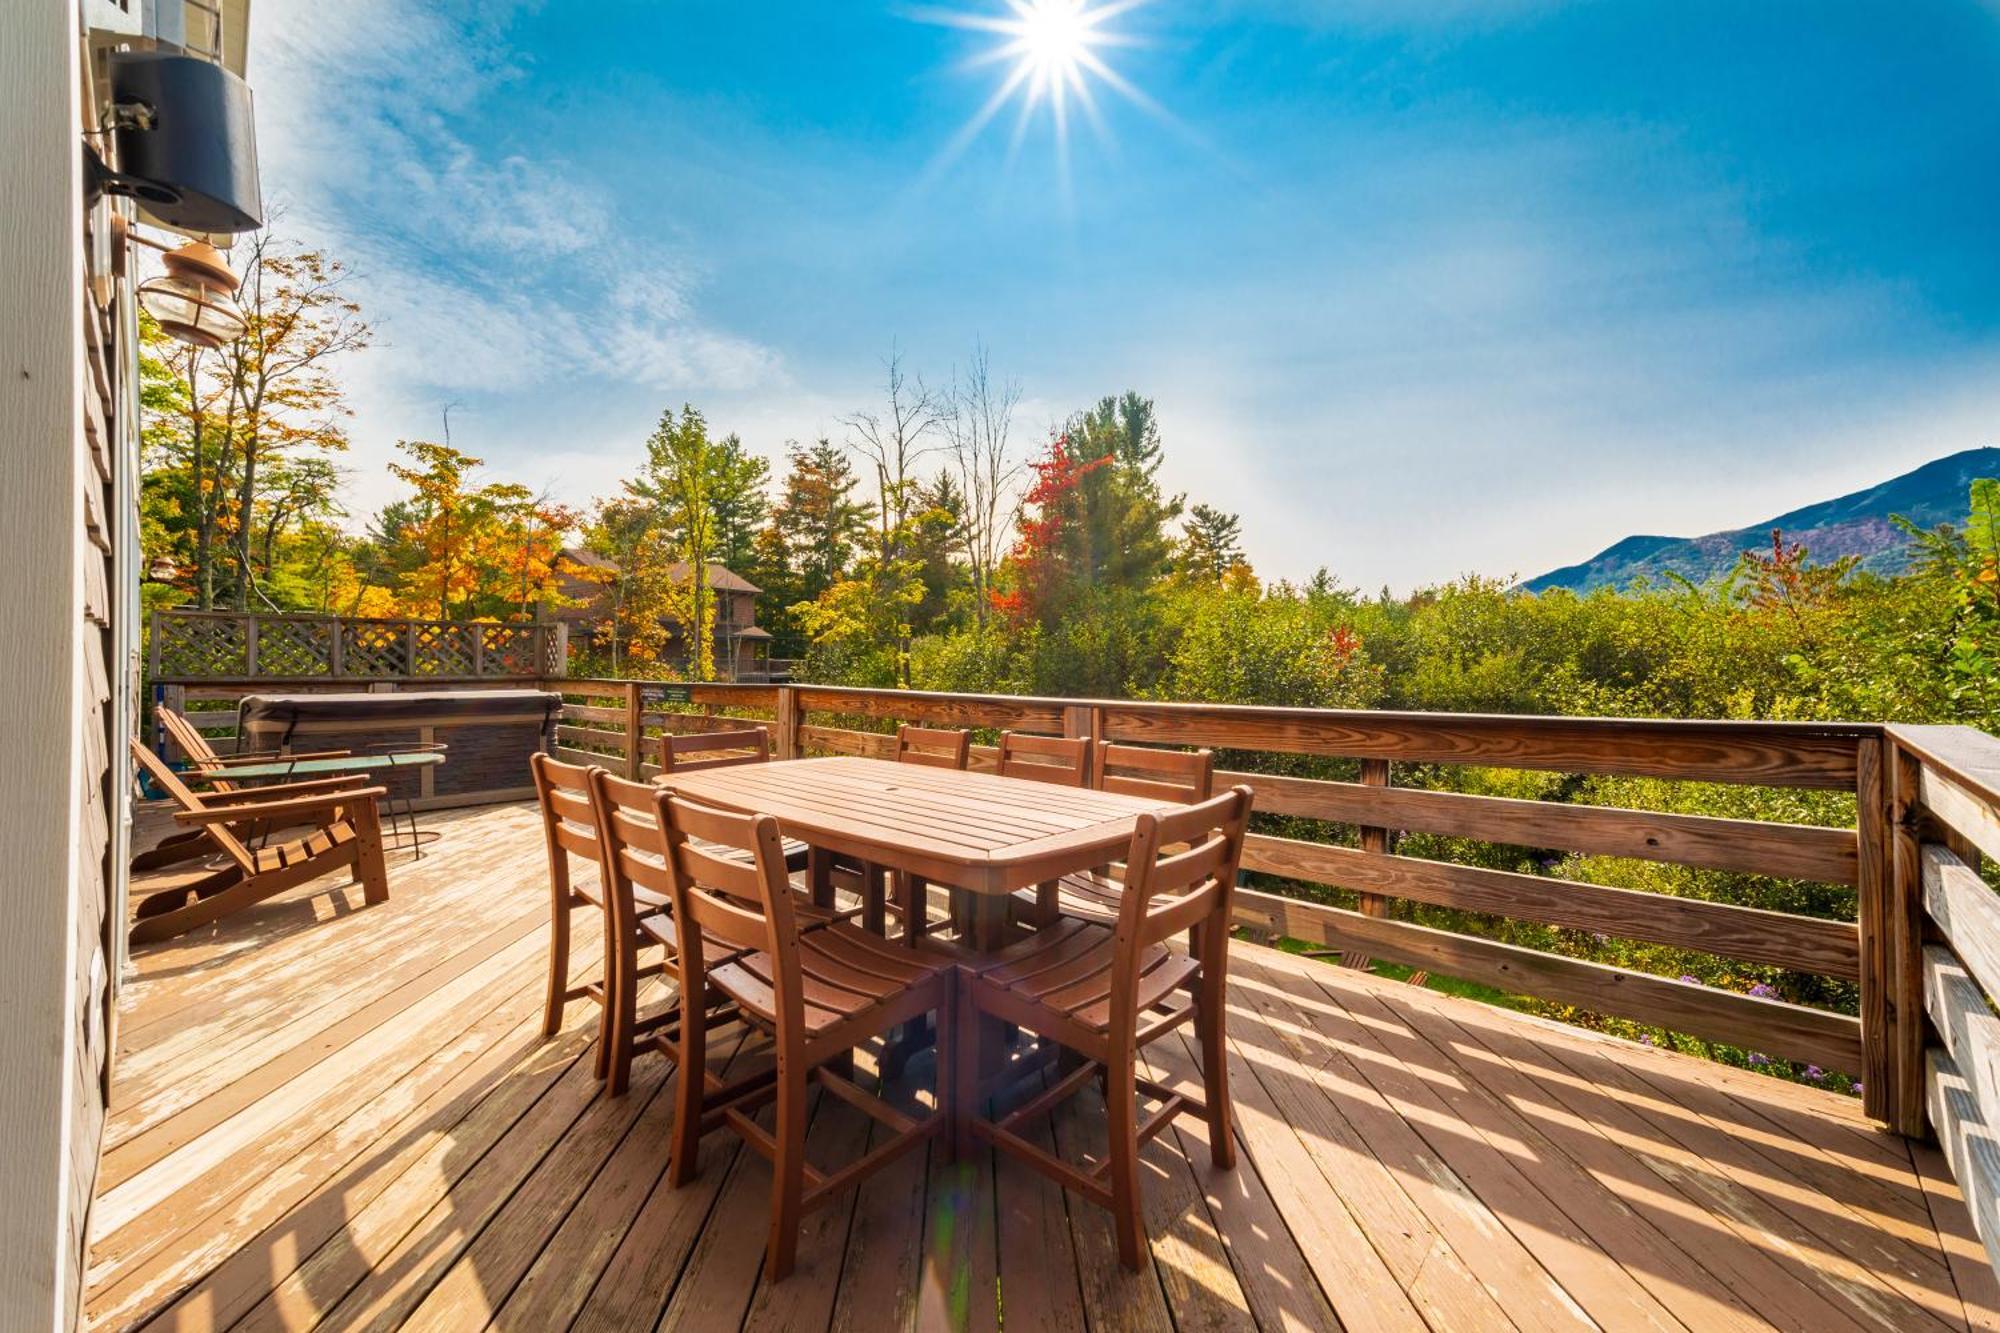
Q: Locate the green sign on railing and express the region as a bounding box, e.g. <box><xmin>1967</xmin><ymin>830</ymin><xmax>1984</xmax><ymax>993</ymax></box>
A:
<box><xmin>642</xmin><ymin>683</ymin><xmax>693</xmax><ymax>706</ymax></box>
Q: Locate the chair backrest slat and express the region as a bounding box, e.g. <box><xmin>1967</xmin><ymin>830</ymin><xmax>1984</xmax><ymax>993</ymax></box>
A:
<box><xmin>587</xmin><ymin>769</ymin><xmax>682</xmax><ymax>942</ymax></box>
<box><xmin>1095</xmin><ymin>742</ymin><xmax>1213</xmax><ymax>805</ymax></box>
<box><xmin>659</xmin><ymin>726</ymin><xmax>773</xmax><ymax>775</ymax></box>
<box><xmin>532</xmin><ymin>752</ymin><xmax>607</xmax><ymax>914</ymax></box>
<box><xmin>996</xmin><ymin>731</ymin><xmax>1090</xmax><ymax>787</ymax></box>
<box><xmin>1110</xmin><ymin>786</ymin><xmax>1253</xmax><ymax>1035</ymax></box>
<box><xmin>129</xmin><ymin>738</ymin><xmax>257</xmax><ymax>873</ymax></box>
<box><xmin>654</xmin><ymin>790</ymin><xmax>805</xmax><ymax>1031</ymax></box>
<box><xmin>895</xmin><ymin>724</ymin><xmax>970</xmax><ymax>770</ymax></box>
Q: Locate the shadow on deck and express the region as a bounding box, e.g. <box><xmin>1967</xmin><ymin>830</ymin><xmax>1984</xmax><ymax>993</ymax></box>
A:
<box><xmin>86</xmin><ymin>802</ymin><xmax>2000</xmax><ymax>1332</ymax></box>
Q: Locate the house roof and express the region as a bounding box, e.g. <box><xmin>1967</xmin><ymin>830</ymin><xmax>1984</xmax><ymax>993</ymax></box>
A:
<box><xmin>555</xmin><ymin>547</ymin><xmax>761</xmax><ymax>595</ymax></box>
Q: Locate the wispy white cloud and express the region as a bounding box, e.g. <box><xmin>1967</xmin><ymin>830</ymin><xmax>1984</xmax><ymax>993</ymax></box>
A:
<box><xmin>246</xmin><ymin>0</ymin><xmax>782</xmax><ymax>519</ymax></box>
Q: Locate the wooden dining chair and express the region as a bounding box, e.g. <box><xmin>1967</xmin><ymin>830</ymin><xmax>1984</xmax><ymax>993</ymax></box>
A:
<box><xmin>893</xmin><ymin>724</ymin><xmax>971</xmax><ymax>769</ymax></box>
<box><xmin>995</xmin><ymin>732</ymin><xmax>1092</xmax><ymax>928</ymax></box>
<box><xmin>996</xmin><ymin>730</ymin><xmax>1091</xmax><ymax>785</ymax></box>
<box><xmin>127</xmin><ymin>739</ymin><xmax>390</xmax><ymax>944</ymax></box>
<box><xmin>657</xmin><ymin>725</ymin><xmax>773</xmax><ymax>775</ymax></box>
<box><xmin>658</xmin><ymin>727</ymin><xmax>813</xmax><ymax>876</ymax></box>
<box><xmin>1052</xmin><ymin>743</ymin><xmax>1216</xmax><ymax>927</ymax></box>
<box><xmin>532</xmin><ymin>752</ymin><xmax>638</xmax><ymax>1085</ymax></box>
<box><xmin>587</xmin><ymin>768</ymin><xmax>761</xmax><ymax>1100</ymax></box>
<box><xmin>955</xmin><ymin>785</ymin><xmax>1251</xmax><ymax>1269</ymax></box>
<box><xmin>654</xmin><ymin>787</ymin><xmax>957</xmax><ymax>1280</ymax></box>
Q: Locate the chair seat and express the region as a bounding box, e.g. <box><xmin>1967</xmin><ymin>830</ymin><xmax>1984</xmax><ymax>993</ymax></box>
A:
<box><xmin>970</xmin><ymin>918</ymin><xmax>1199</xmax><ymax>1033</ymax></box>
<box><xmin>709</xmin><ymin>922</ymin><xmax>952</xmax><ymax>1035</ymax></box>
<box><xmin>251</xmin><ymin>822</ymin><xmax>357</xmax><ymax>874</ymax></box>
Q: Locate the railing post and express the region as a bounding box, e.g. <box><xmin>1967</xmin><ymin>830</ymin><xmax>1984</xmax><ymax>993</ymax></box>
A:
<box><xmin>329</xmin><ymin>617</ymin><xmax>345</xmax><ymax>677</ymax></box>
<box><xmin>1855</xmin><ymin>736</ymin><xmax>1892</xmax><ymax>1125</ymax></box>
<box><xmin>1888</xmin><ymin>738</ymin><xmax>1929</xmax><ymax>1137</ymax></box>
<box><xmin>775</xmin><ymin>686</ymin><xmax>800</xmax><ymax>760</ymax></box>
<box><xmin>1358</xmin><ymin>758</ymin><xmax>1392</xmax><ymax>918</ymax></box>
<box><xmin>471</xmin><ymin>625</ymin><xmax>485</xmax><ymax>676</ymax></box>
<box><xmin>551</xmin><ymin>623</ymin><xmax>569</xmax><ymax>678</ymax></box>
<box><xmin>146</xmin><ymin>610</ymin><xmax>161</xmax><ymax>678</ymax></box>
<box><xmin>1063</xmin><ymin>704</ymin><xmax>1099</xmax><ymax>785</ymax></box>
<box><xmin>243</xmin><ymin>614</ymin><xmax>260</xmax><ymax>677</ymax></box>
<box><xmin>623</xmin><ymin>680</ymin><xmax>644</xmax><ymax>779</ymax></box>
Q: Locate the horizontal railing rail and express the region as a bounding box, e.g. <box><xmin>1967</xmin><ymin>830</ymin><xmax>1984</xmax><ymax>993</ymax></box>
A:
<box><xmin>536</xmin><ymin>676</ymin><xmax>1901</xmax><ymax>1099</ymax></box>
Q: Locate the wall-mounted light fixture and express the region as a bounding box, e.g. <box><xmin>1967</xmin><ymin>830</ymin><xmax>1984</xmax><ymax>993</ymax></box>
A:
<box><xmin>122</xmin><ymin>224</ymin><xmax>247</xmax><ymax>349</ymax></box>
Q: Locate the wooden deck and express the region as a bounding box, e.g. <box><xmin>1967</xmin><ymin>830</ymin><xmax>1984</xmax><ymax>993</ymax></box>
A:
<box><xmin>87</xmin><ymin>801</ymin><xmax>2000</xmax><ymax>1332</ymax></box>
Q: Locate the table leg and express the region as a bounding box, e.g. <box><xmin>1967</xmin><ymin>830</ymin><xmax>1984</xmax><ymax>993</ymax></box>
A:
<box><xmin>808</xmin><ymin>846</ymin><xmax>834</xmax><ymax>909</ymax></box>
<box><xmin>958</xmin><ymin>888</ymin><xmax>1010</xmax><ymax>952</ymax></box>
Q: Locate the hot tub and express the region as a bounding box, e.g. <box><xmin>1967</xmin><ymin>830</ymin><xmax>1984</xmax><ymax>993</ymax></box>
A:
<box><xmin>235</xmin><ymin>688</ymin><xmax>561</xmax><ymax>810</ymax></box>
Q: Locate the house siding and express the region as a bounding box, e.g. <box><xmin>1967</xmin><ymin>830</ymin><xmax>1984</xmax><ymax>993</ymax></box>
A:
<box><xmin>1</xmin><ymin>3</ymin><xmax>137</xmax><ymax>1326</ymax></box>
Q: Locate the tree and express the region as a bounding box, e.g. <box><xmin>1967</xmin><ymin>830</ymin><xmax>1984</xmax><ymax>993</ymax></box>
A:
<box><xmin>383</xmin><ymin>440</ymin><xmax>520</xmax><ymax>620</ymax></box>
<box><xmin>704</xmin><ymin>433</ymin><xmax>771</xmax><ymax>573</ymax></box>
<box><xmin>944</xmin><ymin>342</ymin><xmax>1022</xmax><ymax>625</ymax></box>
<box><xmin>841</xmin><ymin>349</ymin><xmax>948</xmax><ymax>684</ymax></box>
<box><xmin>1065</xmin><ymin>391</ymin><xmax>1184</xmax><ymax>591</ymax></box>
<box><xmin>216</xmin><ymin>231</ymin><xmax>370</xmax><ymax>609</ymax></box>
<box><xmin>771</xmin><ymin>438</ymin><xmax>871</xmax><ymax>598</ymax></box>
<box><xmin>1180</xmin><ymin>503</ymin><xmax>1246</xmax><ymax>582</ymax></box>
<box><xmin>625</xmin><ymin>405</ymin><xmax>730</xmax><ymax>680</ymax></box>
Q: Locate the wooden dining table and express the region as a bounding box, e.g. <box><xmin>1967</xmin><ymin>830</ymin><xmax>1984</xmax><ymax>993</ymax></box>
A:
<box><xmin>659</xmin><ymin>754</ymin><xmax>1183</xmax><ymax>950</ymax></box>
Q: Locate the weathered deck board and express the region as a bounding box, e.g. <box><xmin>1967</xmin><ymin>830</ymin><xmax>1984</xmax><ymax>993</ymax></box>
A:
<box><xmin>87</xmin><ymin>801</ymin><xmax>2000</xmax><ymax>1332</ymax></box>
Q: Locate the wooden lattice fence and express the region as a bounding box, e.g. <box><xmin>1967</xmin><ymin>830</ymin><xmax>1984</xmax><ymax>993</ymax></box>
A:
<box><xmin>147</xmin><ymin>611</ymin><xmax>567</xmax><ymax>682</ymax></box>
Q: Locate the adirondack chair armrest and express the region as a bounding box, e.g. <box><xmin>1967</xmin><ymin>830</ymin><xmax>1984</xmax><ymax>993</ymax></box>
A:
<box><xmin>174</xmin><ymin>786</ymin><xmax>389</xmax><ymax>824</ymax></box>
<box><xmin>193</xmin><ymin>775</ymin><xmax>374</xmax><ymax>804</ymax></box>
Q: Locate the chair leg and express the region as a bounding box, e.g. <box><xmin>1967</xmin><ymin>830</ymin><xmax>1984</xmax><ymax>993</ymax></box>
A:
<box><xmin>667</xmin><ymin>993</ymin><xmax>708</xmax><ymax>1190</ymax></box>
<box><xmin>1034</xmin><ymin>880</ymin><xmax>1058</xmax><ymax>927</ymax></box>
<box><xmin>544</xmin><ymin>900</ymin><xmax>571</xmax><ymax>1038</ymax></box>
<box><xmin>954</xmin><ymin>975</ymin><xmax>981</xmax><ymax>1160</ymax></box>
<box><xmin>605</xmin><ymin>928</ymin><xmax>638</xmax><ymax>1097</ymax></box>
<box><xmin>1105</xmin><ymin>1049</ymin><xmax>1146</xmax><ymax>1270</ymax></box>
<box><xmin>350</xmin><ymin>802</ymin><xmax>391</xmax><ymax>906</ymax></box>
<box><xmin>1197</xmin><ymin>972</ymin><xmax>1235</xmax><ymax>1171</ymax></box>
<box><xmin>765</xmin><ymin>1063</ymin><xmax>810</xmax><ymax>1281</ymax></box>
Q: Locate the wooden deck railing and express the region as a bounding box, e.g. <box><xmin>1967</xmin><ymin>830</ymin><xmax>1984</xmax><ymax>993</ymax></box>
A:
<box><xmin>540</xmin><ymin>679</ymin><xmax>1902</xmax><ymax>1098</ymax></box>
<box><xmin>1878</xmin><ymin>723</ymin><xmax>2000</xmax><ymax>1275</ymax></box>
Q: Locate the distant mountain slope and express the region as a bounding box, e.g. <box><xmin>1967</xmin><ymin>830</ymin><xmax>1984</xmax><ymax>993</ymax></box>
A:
<box><xmin>1520</xmin><ymin>446</ymin><xmax>2000</xmax><ymax>594</ymax></box>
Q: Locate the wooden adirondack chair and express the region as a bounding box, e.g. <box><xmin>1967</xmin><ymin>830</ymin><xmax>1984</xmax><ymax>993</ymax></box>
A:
<box><xmin>156</xmin><ymin>706</ymin><xmax>352</xmax><ymax>792</ymax></box>
<box><xmin>128</xmin><ymin>739</ymin><xmax>391</xmax><ymax>945</ymax></box>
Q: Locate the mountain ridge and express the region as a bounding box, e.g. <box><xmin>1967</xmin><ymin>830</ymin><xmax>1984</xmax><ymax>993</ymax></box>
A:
<box><xmin>1519</xmin><ymin>446</ymin><xmax>2000</xmax><ymax>594</ymax></box>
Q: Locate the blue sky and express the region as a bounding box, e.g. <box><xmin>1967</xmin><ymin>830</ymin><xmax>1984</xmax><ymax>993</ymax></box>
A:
<box><xmin>250</xmin><ymin>0</ymin><xmax>2000</xmax><ymax>589</ymax></box>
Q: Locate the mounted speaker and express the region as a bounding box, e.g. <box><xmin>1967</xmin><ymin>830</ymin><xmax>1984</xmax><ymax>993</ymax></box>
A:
<box><xmin>99</xmin><ymin>50</ymin><xmax>262</xmax><ymax>234</ymax></box>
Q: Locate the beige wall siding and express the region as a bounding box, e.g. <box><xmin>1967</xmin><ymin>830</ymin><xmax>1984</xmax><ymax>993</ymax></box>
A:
<box><xmin>0</xmin><ymin>1</ymin><xmax>126</xmax><ymax>1327</ymax></box>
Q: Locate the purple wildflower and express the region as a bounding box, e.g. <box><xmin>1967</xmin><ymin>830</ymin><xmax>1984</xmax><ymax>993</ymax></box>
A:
<box><xmin>1748</xmin><ymin>983</ymin><xmax>1779</xmax><ymax>1000</ymax></box>
<box><xmin>1853</xmin><ymin>1082</ymin><xmax>1864</xmax><ymax>1097</ymax></box>
<box><xmin>1639</xmin><ymin>1034</ymin><xmax>1655</xmax><ymax>1046</ymax></box>
<box><xmin>1748</xmin><ymin>1053</ymin><xmax>1771</xmax><ymax>1066</ymax></box>
<box><xmin>1804</xmin><ymin>1065</ymin><xmax>1825</xmax><ymax>1081</ymax></box>
<box><xmin>1590</xmin><ymin>932</ymin><xmax>1610</xmax><ymax>945</ymax></box>
<box><xmin>1678</xmin><ymin>974</ymin><xmax>1700</xmax><ymax>985</ymax></box>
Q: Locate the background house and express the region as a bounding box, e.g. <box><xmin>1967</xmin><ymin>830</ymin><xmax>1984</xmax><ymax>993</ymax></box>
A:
<box><xmin>548</xmin><ymin>548</ymin><xmax>781</xmax><ymax>681</ymax></box>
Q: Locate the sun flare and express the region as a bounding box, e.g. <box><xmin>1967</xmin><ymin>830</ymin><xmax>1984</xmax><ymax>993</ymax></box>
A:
<box><xmin>913</xmin><ymin>0</ymin><xmax>1158</xmax><ymax>172</ymax></box>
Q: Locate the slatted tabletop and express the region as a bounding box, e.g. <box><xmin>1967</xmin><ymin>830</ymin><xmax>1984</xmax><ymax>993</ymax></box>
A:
<box><xmin>661</xmin><ymin>755</ymin><xmax>1179</xmax><ymax>895</ymax></box>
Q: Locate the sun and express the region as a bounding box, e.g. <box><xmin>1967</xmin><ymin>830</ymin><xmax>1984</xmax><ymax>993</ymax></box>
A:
<box><xmin>912</xmin><ymin>0</ymin><xmax>1158</xmax><ymax>171</ymax></box>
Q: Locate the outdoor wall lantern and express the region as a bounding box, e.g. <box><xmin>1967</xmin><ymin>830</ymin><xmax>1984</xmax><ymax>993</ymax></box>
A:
<box><xmin>128</xmin><ymin>229</ymin><xmax>248</xmax><ymax>349</ymax></box>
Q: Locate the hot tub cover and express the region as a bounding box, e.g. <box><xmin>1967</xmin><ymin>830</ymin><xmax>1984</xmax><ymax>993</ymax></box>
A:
<box><xmin>237</xmin><ymin>689</ymin><xmax>562</xmax><ymax>746</ymax></box>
